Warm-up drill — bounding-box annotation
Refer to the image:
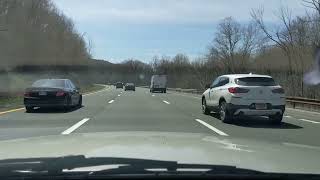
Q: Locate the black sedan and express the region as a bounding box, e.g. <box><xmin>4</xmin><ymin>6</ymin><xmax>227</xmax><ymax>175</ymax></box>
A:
<box><xmin>124</xmin><ymin>83</ymin><xmax>135</xmax><ymax>91</ymax></box>
<box><xmin>24</xmin><ymin>79</ymin><xmax>82</xmax><ymax>112</ymax></box>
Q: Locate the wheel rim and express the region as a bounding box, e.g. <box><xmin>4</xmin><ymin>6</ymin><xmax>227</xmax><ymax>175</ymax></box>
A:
<box><xmin>220</xmin><ymin>103</ymin><xmax>226</xmax><ymax>120</ymax></box>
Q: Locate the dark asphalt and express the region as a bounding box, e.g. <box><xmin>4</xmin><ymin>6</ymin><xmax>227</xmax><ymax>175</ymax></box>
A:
<box><xmin>0</xmin><ymin>86</ymin><xmax>319</xmax><ymax>147</ymax></box>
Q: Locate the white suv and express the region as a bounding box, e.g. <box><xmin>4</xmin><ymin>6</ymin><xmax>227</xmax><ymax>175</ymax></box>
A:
<box><xmin>202</xmin><ymin>74</ymin><xmax>286</xmax><ymax>124</ymax></box>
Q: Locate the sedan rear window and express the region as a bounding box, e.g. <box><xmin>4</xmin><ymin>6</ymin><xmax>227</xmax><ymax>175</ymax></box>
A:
<box><xmin>32</xmin><ymin>79</ymin><xmax>66</xmax><ymax>88</ymax></box>
<box><xmin>235</xmin><ymin>77</ymin><xmax>276</xmax><ymax>86</ymax></box>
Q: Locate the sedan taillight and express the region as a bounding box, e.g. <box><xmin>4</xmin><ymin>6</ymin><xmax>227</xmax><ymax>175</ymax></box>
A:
<box><xmin>24</xmin><ymin>92</ymin><xmax>31</xmax><ymax>97</ymax></box>
<box><xmin>56</xmin><ymin>91</ymin><xmax>66</xmax><ymax>97</ymax></box>
<box><xmin>272</xmin><ymin>88</ymin><xmax>285</xmax><ymax>94</ymax></box>
<box><xmin>228</xmin><ymin>87</ymin><xmax>250</xmax><ymax>94</ymax></box>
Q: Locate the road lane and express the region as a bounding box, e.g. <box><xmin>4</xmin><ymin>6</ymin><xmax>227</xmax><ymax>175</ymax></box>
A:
<box><xmin>75</xmin><ymin>88</ymin><xmax>214</xmax><ymax>134</ymax></box>
<box><xmin>0</xmin><ymin>86</ymin><xmax>117</xmax><ymax>140</ymax></box>
<box><xmin>0</xmin><ymin>86</ymin><xmax>319</xmax><ymax>149</ymax></box>
<box><xmin>157</xmin><ymin>89</ymin><xmax>320</xmax><ymax>146</ymax></box>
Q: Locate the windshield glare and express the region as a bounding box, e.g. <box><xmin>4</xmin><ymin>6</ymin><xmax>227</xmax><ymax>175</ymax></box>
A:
<box><xmin>235</xmin><ymin>77</ymin><xmax>277</xmax><ymax>86</ymax></box>
<box><xmin>0</xmin><ymin>0</ymin><xmax>320</xmax><ymax>177</ymax></box>
<box><xmin>32</xmin><ymin>79</ymin><xmax>65</xmax><ymax>88</ymax></box>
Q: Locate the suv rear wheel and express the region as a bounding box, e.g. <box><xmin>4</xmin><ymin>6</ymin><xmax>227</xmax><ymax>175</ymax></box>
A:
<box><xmin>202</xmin><ymin>98</ymin><xmax>210</xmax><ymax>115</ymax></box>
<box><xmin>219</xmin><ymin>101</ymin><xmax>233</xmax><ymax>123</ymax></box>
<box><xmin>269</xmin><ymin>114</ymin><xmax>283</xmax><ymax>125</ymax></box>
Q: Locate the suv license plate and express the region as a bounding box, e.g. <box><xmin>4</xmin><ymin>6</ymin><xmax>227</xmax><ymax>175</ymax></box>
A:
<box><xmin>39</xmin><ymin>91</ymin><xmax>47</xmax><ymax>96</ymax></box>
<box><xmin>255</xmin><ymin>103</ymin><xmax>267</xmax><ymax>110</ymax></box>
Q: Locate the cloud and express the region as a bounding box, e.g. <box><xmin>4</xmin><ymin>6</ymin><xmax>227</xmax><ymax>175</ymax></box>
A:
<box><xmin>54</xmin><ymin>0</ymin><xmax>308</xmax><ymax>25</ymax></box>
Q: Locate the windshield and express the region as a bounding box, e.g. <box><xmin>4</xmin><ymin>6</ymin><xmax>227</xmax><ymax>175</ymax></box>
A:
<box><xmin>32</xmin><ymin>79</ymin><xmax>66</xmax><ymax>88</ymax></box>
<box><xmin>0</xmin><ymin>0</ymin><xmax>320</xmax><ymax>177</ymax></box>
<box><xmin>235</xmin><ymin>77</ymin><xmax>276</xmax><ymax>86</ymax></box>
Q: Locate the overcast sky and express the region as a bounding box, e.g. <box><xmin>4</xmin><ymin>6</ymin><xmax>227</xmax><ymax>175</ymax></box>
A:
<box><xmin>54</xmin><ymin>0</ymin><xmax>310</xmax><ymax>63</ymax></box>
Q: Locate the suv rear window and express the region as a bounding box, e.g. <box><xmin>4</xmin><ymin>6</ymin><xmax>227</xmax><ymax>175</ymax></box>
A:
<box><xmin>32</xmin><ymin>79</ymin><xmax>66</xmax><ymax>88</ymax></box>
<box><xmin>235</xmin><ymin>77</ymin><xmax>276</xmax><ymax>86</ymax></box>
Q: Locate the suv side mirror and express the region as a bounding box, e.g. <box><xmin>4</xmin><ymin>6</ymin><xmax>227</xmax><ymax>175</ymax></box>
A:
<box><xmin>205</xmin><ymin>84</ymin><xmax>211</xmax><ymax>89</ymax></box>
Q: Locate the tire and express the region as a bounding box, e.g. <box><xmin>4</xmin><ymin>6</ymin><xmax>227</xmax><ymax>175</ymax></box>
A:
<box><xmin>219</xmin><ymin>101</ymin><xmax>233</xmax><ymax>123</ymax></box>
<box><xmin>202</xmin><ymin>98</ymin><xmax>210</xmax><ymax>115</ymax></box>
<box><xmin>77</xmin><ymin>95</ymin><xmax>82</xmax><ymax>108</ymax></box>
<box><xmin>25</xmin><ymin>106</ymin><xmax>34</xmax><ymax>113</ymax></box>
<box><xmin>63</xmin><ymin>96</ymin><xmax>71</xmax><ymax>112</ymax></box>
<box><xmin>269</xmin><ymin>114</ymin><xmax>283</xmax><ymax>125</ymax></box>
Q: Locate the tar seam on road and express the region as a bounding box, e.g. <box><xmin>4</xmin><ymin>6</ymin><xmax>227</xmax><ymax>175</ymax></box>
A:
<box><xmin>61</xmin><ymin>118</ymin><xmax>90</xmax><ymax>135</ymax></box>
<box><xmin>163</xmin><ymin>100</ymin><xmax>170</xmax><ymax>104</ymax></box>
<box><xmin>195</xmin><ymin>119</ymin><xmax>229</xmax><ymax>136</ymax></box>
<box><xmin>298</xmin><ymin>119</ymin><xmax>320</xmax><ymax>124</ymax></box>
<box><xmin>108</xmin><ymin>100</ymin><xmax>115</xmax><ymax>104</ymax></box>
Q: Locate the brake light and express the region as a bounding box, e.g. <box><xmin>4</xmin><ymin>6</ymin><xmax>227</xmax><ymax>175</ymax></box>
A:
<box><xmin>56</xmin><ymin>91</ymin><xmax>65</xmax><ymax>96</ymax></box>
<box><xmin>272</xmin><ymin>88</ymin><xmax>285</xmax><ymax>94</ymax></box>
<box><xmin>228</xmin><ymin>87</ymin><xmax>250</xmax><ymax>93</ymax></box>
<box><xmin>24</xmin><ymin>92</ymin><xmax>31</xmax><ymax>97</ymax></box>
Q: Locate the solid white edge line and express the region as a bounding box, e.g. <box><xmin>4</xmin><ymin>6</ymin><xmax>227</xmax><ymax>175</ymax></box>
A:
<box><xmin>163</xmin><ymin>100</ymin><xmax>170</xmax><ymax>104</ymax></box>
<box><xmin>62</xmin><ymin>118</ymin><xmax>90</xmax><ymax>135</ymax></box>
<box><xmin>108</xmin><ymin>100</ymin><xmax>115</xmax><ymax>104</ymax></box>
<box><xmin>298</xmin><ymin>119</ymin><xmax>320</xmax><ymax>124</ymax></box>
<box><xmin>195</xmin><ymin>119</ymin><xmax>228</xmax><ymax>136</ymax></box>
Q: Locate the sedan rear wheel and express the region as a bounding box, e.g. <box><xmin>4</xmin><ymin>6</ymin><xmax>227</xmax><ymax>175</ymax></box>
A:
<box><xmin>25</xmin><ymin>106</ymin><xmax>34</xmax><ymax>113</ymax></box>
<box><xmin>77</xmin><ymin>96</ymin><xmax>82</xmax><ymax>108</ymax></box>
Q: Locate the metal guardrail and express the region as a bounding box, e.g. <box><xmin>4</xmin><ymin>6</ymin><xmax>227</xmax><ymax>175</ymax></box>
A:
<box><xmin>140</xmin><ymin>86</ymin><xmax>320</xmax><ymax>110</ymax></box>
<box><xmin>166</xmin><ymin>87</ymin><xmax>320</xmax><ymax>111</ymax></box>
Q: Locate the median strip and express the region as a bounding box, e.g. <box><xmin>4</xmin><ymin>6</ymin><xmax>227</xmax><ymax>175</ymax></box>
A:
<box><xmin>195</xmin><ymin>119</ymin><xmax>228</xmax><ymax>136</ymax></box>
<box><xmin>62</xmin><ymin>118</ymin><xmax>90</xmax><ymax>135</ymax></box>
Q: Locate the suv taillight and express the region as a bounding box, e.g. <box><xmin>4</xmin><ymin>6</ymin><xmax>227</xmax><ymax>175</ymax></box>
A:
<box><xmin>228</xmin><ymin>87</ymin><xmax>250</xmax><ymax>94</ymax></box>
<box><xmin>272</xmin><ymin>88</ymin><xmax>285</xmax><ymax>94</ymax></box>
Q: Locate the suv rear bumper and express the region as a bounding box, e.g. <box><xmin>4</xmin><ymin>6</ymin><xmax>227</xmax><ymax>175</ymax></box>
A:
<box><xmin>227</xmin><ymin>103</ymin><xmax>285</xmax><ymax>116</ymax></box>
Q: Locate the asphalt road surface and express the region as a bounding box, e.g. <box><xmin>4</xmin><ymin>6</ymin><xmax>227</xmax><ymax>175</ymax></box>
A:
<box><xmin>0</xmin><ymin>86</ymin><xmax>319</xmax><ymax>147</ymax></box>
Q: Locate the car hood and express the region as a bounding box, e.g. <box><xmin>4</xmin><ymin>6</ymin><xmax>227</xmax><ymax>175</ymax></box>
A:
<box><xmin>0</xmin><ymin>131</ymin><xmax>319</xmax><ymax>174</ymax></box>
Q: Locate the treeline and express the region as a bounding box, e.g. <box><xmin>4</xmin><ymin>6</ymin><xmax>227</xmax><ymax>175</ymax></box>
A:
<box><xmin>148</xmin><ymin>1</ymin><xmax>320</xmax><ymax>99</ymax></box>
<box><xmin>0</xmin><ymin>0</ymin><xmax>91</xmax><ymax>68</ymax></box>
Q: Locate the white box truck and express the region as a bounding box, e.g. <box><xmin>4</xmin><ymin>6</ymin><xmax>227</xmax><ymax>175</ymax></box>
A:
<box><xmin>150</xmin><ymin>75</ymin><xmax>167</xmax><ymax>93</ymax></box>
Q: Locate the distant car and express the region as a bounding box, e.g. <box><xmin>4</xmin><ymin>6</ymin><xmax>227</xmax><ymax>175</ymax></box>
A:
<box><xmin>202</xmin><ymin>74</ymin><xmax>286</xmax><ymax>124</ymax></box>
<box><xmin>124</xmin><ymin>83</ymin><xmax>135</xmax><ymax>91</ymax></box>
<box><xmin>150</xmin><ymin>75</ymin><xmax>167</xmax><ymax>93</ymax></box>
<box><xmin>24</xmin><ymin>79</ymin><xmax>82</xmax><ymax>113</ymax></box>
<box><xmin>115</xmin><ymin>82</ymin><xmax>124</xmax><ymax>89</ymax></box>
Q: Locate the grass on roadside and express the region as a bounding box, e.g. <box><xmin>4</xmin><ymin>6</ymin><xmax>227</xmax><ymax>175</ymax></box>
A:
<box><xmin>0</xmin><ymin>84</ymin><xmax>106</xmax><ymax>112</ymax></box>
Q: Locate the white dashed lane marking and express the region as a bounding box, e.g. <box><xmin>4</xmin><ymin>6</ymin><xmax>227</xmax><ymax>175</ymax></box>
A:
<box><xmin>298</xmin><ymin>119</ymin><xmax>320</xmax><ymax>124</ymax></box>
<box><xmin>62</xmin><ymin>118</ymin><xmax>90</xmax><ymax>135</ymax></box>
<box><xmin>195</xmin><ymin>119</ymin><xmax>228</xmax><ymax>136</ymax></box>
<box><xmin>108</xmin><ymin>100</ymin><xmax>115</xmax><ymax>104</ymax></box>
<box><xmin>163</xmin><ymin>100</ymin><xmax>170</xmax><ymax>105</ymax></box>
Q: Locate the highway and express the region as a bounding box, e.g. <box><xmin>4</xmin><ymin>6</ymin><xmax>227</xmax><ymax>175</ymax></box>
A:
<box><xmin>0</xmin><ymin>86</ymin><xmax>319</xmax><ymax>147</ymax></box>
